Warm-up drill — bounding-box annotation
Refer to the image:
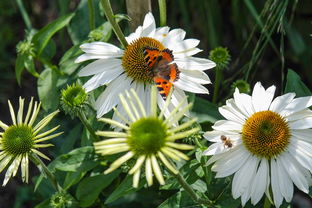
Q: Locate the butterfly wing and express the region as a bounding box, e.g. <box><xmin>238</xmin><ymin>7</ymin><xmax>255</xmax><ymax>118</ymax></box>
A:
<box><xmin>143</xmin><ymin>47</ymin><xmax>161</xmax><ymax>68</ymax></box>
<box><xmin>154</xmin><ymin>77</ymin><xmax>173</xmax><ymax>99</ymax></box>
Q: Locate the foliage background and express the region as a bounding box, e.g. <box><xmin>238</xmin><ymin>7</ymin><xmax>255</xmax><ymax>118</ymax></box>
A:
<box><xmin>0</xmin><ymin>0</ymin><xmax>311</xmax><ymax>207</ymax></box>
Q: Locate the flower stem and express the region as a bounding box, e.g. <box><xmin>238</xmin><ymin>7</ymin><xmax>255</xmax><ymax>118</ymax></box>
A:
<box><xmin>29</xmin><ymin>152</ymin><xmax>62</xmax><ymax>192</ymax></box>
<box><xmin>158</xmin><ymin>0</ymin><xmax>167</xmax><ymax>26</ymax></box>
<box><xmin>100</xmin><ymin>0</ymin><xmax>128</xmax><ymax>48</ymax></box>
<box><xmin>88</xmin><ymin>0</ymin><xmax>96</xmax><ymax>30</ymax></box>
<box><xmin>174</xmin><ymin>172</ymin><xmax>214</xmax><ymax>207</ymax></box>
<box><xmin>16</xmin><ymin>0</ymin><xmax>32</xmax><ymax>30</ymax></box>
<box><xmin>212</xmin><ymin>67</ymin><xmax>222</xmax><ymax>104</ymax></box>
<box><xmin>78</xmin><ymin>111</ymin><xmax>99</xmax><ymax>142</ymax></box>
<box><xmin>263</xmin><ymin>195</ymin><xmax>271</xmax><ymax>208</ymax></box>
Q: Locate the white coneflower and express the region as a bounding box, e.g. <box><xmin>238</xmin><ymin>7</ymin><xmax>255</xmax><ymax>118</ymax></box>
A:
<box><xmin>94</xmin><ymin>86</ymin><xmax>198</xmax><ymax>188</ymax></box>
<box><xmin>76</xmin><ymin>12</ymin><xmax>215</xmax><ymax>119</ymax></box>
<box><xmin>0</xmin><ymin>97</ymin><xmax>62</xmax><ymax>186</ymax></box>
<box><xmin>203</xmin><ymin>82</ymin><xmax>312</xmax><ymax>207</ymax></box>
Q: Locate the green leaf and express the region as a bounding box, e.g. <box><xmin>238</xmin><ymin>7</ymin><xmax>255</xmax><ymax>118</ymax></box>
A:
<box><xmin>63</xmin><ymin>171</ymin><xmax>87</xmax><ymax>190</ymax></box>
<box><xmin>37</xmin><ymin>68</ymin><xmax>59</xmax><ymax>111</ymax></box>
<box><xmin>105</xmin><ymin>175</ymin><xmax>143</xmax><ymax>204</ymax></box>
<box><xmin>76</xmin><ymin>171</ymin><xmax>120</xmax><ymax>207</ymax></box>
<box><xmin>157</xmin><ymin>191</ymin><xmax>199</xmax><ymax>208</ymax></box>
<box><xmin>15</xmin><ymin>54</ymin><xmax>26</xmax><ymax>86</ymax></box>
<box><xmin>191</xmin><ymin>97</ymin><xmax>223</xmax><ymax>123</ymax></box>
<box><xmin>285</xmin><ymin>69</ymin><xmax>311</xmax><ymax>96</ymax></box>
<box><xmin>24</xmin><ymin>56</ymin><xmax>39</xmax><ymax>77</ymax></box>
<box><xmin>32</xmin><ymin>13</ymin><xmax>74</xmax><ymax>55</ymax></box>
<box><xmin>53</xmin><ymin>146</ymin><xmax>97</xmax><ymax>172</ymax></box>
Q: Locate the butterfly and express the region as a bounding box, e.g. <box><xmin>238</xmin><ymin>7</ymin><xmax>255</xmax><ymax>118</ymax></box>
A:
<box><xmin>143</xmin><ymin>46</ymin><xmax>180</xmax><ymax>100</ymax></box>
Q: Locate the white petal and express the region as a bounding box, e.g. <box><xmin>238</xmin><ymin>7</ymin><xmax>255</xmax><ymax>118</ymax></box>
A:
<box><xmin>213</xmin><ymin>120</ymin><xmax>242</xmax><ymax>132</ymax></box>
<box><xmin>291</xmin><ymin>129</ymin><xmax>312</xmax><ymax>144</ymax></box>
<box><xmin>231</xmin><ymin>156</ymin><xmax>259</xmax><ymax>199</ymax></box>
<box><xmin>78</xmin><ymin>59</ymin><xmax>122</xmax><ymax>76</ymax></box>
<box><xmin>141</xmin><ymin>12</ymin><xmax>156</xmax><ymax>37</ymax></box>
<box><xmin>125</xmin><ymin>26</ymin><xmax>142</xmax><ymax>43</ymax></box>
<box><xmin>174</xmin><ymin>76</ymin><xmax>209</xmax><ymax>94</ymax></box>
<box><xmin>276</xmin><ymin>158</ymin><xmax>294</xmax><ymax>202</ymax></box>
<box><xmin>211</xmin><ymin>146</ymin><xmax>250</xmax><ymax>177</ymax></box>
<box><xmin>250</xmin><ymin>158</ymin><xmax>269</xmax><ymax>205</ymax></box>
<box><xmin>171</xmin><ymin>87</ymin><xmax>189</xmax><ymax>116</ymax></box>
<box><xmin>288</xmin><ymin>117</ymin><xmax>312</xmax><ymax>129</ymax></box>
<box><xmin>83</xmin><ymin>66</ymin><xmax>124</xmax><ymax>92</ymax></box>
<box><xmin>169</xmin><ymin>39</ymin><xmax>200</xmax><ymax>54</ymax></box>
<box><xmin>252</xmin><ymin>82</ymin><xmax>276</xmax><ymax>111</ymax></box>
<box><xmin>288</xmin><ymin>140</ymin><xmax>312</xmax><ymax>171</ymax></box>
<box><xmin>271</xmin><ymin>159</ymin><xmax>283</xmax><ymax>208</ymax></box>
<box><xmin>179</xmin><ymin>69</ymin><xmax>211</xmax><ymax>84</ymax></box>
<box><xmin>80</xmin><ymin>42</ymin><xmax>123</xmax><ymax>55</ymax></box>
<box><xmin>95</xmin><ymin>74</ymin><xmax>132</xmax><ymax>117</ymax></box>
<box><xmin>166</xmin><ymin>28</ymin><xmax>186</xmax><ymax>42</ymax></box>
<box><xmin>281</xmin><ymin>96</ymin><xmax>312</xmax><ymax>116</ymax></box>
<box><xmin>76</xmin><ymin>54</ymin><xmax>121</xmax><ymax>63</ymax></box>
<box><xmin>269</xmin><ymin>93</ymin><xmax>295</xmax><ymax>113</ymax></box>
<box><xmin>174</xmin><ymin>48</ymin><xmax>202</xmax><ymax>57</ymax></box>
<box><xmin>204</xmin><ymin>130</ymin><xmax>240</xmax><ymax>142</ymax></box>
<box><xmin>233</xmin><ymin>89</ymin><xmax>254</xmax><ymax>117</ymax></box>
<box><xmin>286</xmin><ymin>109</ymin><xmax>312</xmax><ymax>122</ymax></box>
<box><xmin>153</xmin><ymin>26</ymin><xmax>170</xmax><ymax>42</ymax></box>
<box><xmin>279</xmin><ymin>152</ymin><xmax>309</xmax><ymax>193</ymax></box>
<box><xmin>175</xmin><ymin>57</ymin><xmax>216</xmax><ymax>71</ymax></box>
<box><xmin>219</xmin><ymin>105</ymin><xmax>245</xmax><ymax>124</ymax></box>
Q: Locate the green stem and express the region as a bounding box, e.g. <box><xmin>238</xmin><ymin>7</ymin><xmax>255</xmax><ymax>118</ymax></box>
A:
<box><xmin>158</xmin><ymin>0</ymin><xmax>167</xmax><ymax>26</ymax></box>
<box><xmin>88</xmin><ymin>0</ymin><xmax>96</xmax><ymax>30</ymax></box>
<box><xmin>78</xmin><ymin>111</ymin><xmax>99</xmax><ymax>142</ymax></box>
<box><xmin>100</xmin><ymin>0</ymin><xmax>128</xmax><ymax>48</ymax></box>
<box><xmin>263</xmin><ymin>195</ymin><xmax>271</xmax><ymax>208</ymax></box>
<box><xmin>174</xmin><ymin>173</ymin><xmax>214</xmax><ymax>207</ymax></box>
<box><xmin>29</xmin><ymin>152</ymin><xmax>61</xmax><ymax>192</ymax></box>
<box><xmin>212</xmin><ymin>67</ymin><xmax>222</xmax><ymax>104</ymax></box>
<box><xmin>16</xmin><ymin>0</ymin><xmax>32</xmax><ymax>30</ymax></box>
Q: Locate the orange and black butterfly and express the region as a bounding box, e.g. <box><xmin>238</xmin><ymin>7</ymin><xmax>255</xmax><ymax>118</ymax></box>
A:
<box><xmin>143</xmin><ymin>46</ymin><xmax>180</xmax><ymax>100</ymax></box>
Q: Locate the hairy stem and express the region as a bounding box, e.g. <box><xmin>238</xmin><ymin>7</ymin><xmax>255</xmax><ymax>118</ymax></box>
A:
<box><xmin>88</xmin><ymin>0</ymin><xmax>96</xmax><ymax>30</ymax></box>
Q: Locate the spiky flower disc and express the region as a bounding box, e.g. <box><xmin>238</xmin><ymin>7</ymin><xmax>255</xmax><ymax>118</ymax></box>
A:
<box><xmin>94</xmin><ymin>86</ymin><xmax>198</xmax><ymax>188</ymax></box>
<box><xmin>0</xmin><ymin>97</ymin><xmax>62</xmax><ymax>186</ymax></box>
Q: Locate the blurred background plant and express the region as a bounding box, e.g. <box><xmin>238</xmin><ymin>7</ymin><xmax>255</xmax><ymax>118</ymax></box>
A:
<box><xmin>0</xmin><ymin>0</ymin><xmax>311</xmax><ymax>207</ymax></box>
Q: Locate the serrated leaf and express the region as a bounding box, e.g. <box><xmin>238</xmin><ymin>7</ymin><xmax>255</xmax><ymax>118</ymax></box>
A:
<box><xmin>76</xmin><ymin>171</ymin><xmax>120</xmax><ymax>207</ymax></box>
<box><xmin>285</xmin><ymin>69</ymin><xmax>311</xmax><ymax>96</ymax></box>
<box><xmin>37</xmin><ymin>68</ymin><xmax>59</xmax><ymax>111</ymax></box>
<box><xmin>33</xmin><ymin>13</ymin><xmax>74</xmax><ymax>55</ymax></box>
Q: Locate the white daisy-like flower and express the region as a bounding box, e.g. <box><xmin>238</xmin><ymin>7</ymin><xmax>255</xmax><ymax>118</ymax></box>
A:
<box><xmin>203</xmin><ymin>82</ymin><xmax>312</xmax><ymax>207</ymax></box>
<box><xmin>94</xmin><ymin>86</ymin><xmax>197</xmax><ymax>188</ymax></box>
<box><xmin>0</xmin><ymin>97</ymin><xmax>62</xmax><ymax>186</ymax></box>
<box><xmin>75</xmin><ymin>12</ymin><xmax>215</xmax><ymax>119</ymax></box>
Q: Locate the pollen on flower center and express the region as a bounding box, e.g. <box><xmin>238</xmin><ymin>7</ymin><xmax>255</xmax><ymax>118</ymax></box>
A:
<box><xmin>122</xmin><ymin>37</ymin><xmax>166</xmax><ymax>83</ymax></box>
<box><xmin>242</xmin><ymin>110</ymin><xmax>290</xmax><ymax>158</ymax></box>
<box><xmin>2</xmin><ymin>125</ymin><xmax>34</xmax><ymax>155</ymax></box>
<box><xmin>127</xmin><ymin>117</ymin><xmax>168</xmax><ymax>155</ymax></box>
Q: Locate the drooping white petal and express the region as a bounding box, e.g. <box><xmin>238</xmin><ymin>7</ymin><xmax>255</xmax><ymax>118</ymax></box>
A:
<box><xmin>286</xmin><ymin>109</ymin><xmax>312</xmax><ymax>122</ymax></box>
<box><xmin>231</xmin><ymin>156</ymin><xmax>259</xmax><ymax>200</ymax></box>
<box><xmin>250</xmin><ymin>158</ymin><xmax>269</xmax><ymax>205</ymax></box>
<box><xmin>174</xmin><ymin>48</ymin><xmax>202</xmax><ymax>57</ymax></box>
<box><xmin>252</xmin><ymin>82</ymin><xmax>276</xmax><ymax>111</ymax></box>
<box><xmin>171</xmin><ymin>87</ymin><xmax>189</xmax><ymax>116</ymax></box>
<box><xmin>271</xmin><ymin>159</ymin><xmax>283</xmax><ymax>208</ymax></box>
<box><xmin>279</xmin><ymin>152</ymin><xmax>309</xmax><ymax>193</ymax></box>
<box><xmin>288</xmin><ymin>140</ymin><xmax>312</xmax><ymax>172</ymax></box>
<box><xmin>276</xmin><ymin>158</ymin><xmax>294</xmax><ymax>202</ymax></box>
<box><xmin>78</xmin><ymin>59</ymin><xmax>122</xmax><ymax>76</ymax></box>
<box><xmin>83</xmin><ymin>66</ymin><xmax>124</xmax><ymax>92</ymax></box>
<box><xmin>175</xmin><ymin>57</ymin><xmax>216</xmax><ymax>71</ymax></box>
<box><xmin>75</xmin><ymin>54</ymin><xmax>121</xmax><ymax>63</ymax></box>
<box><xmin>3</xmin><ymin>155</ymin><xmax>22</xmax><ymax>186</ymax></box>
<box><xmin>95</xmin><ymin>74</ymin><xmax>132</xmax><ymax>118</ymax></box>
<box><xmin>269</xmin><ymin>93</ymin><xmax>296</xmax><ymax>113</ymax></box>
